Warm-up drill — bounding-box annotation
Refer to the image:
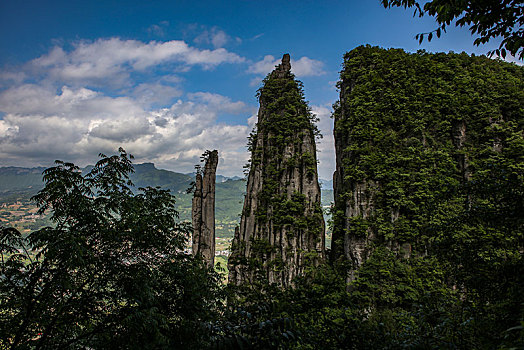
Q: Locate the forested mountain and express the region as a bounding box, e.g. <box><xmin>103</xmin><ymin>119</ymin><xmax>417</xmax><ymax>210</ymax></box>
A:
<box><xmin>328</xmin><ymin>46</ymin><xmax>523</xmax><ymax>348</ymax></box>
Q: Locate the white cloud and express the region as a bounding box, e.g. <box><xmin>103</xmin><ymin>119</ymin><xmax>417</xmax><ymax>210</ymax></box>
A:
<box><xmin>248</xmin><ymin>55</ymin><xmax>325</xmax><ymax>77</ymax></box>
<box><xmin>0</xmin><ymin>36</ymin><xmax>257</xmax><ymax>176</ymax></box>
<box><xmin>0</xmin><ymin>85</ymin><xmax>143</xmax><ymax>119</ymax></box>
<box><xmin>187</xmin><ymin>92</ymin><xmax>254</xmax><ymax>114</ymax></box>
<box><xmin>249</xmin><ymin>33</ymin><xmax>264</xmax><ymax>41</ymax></box>
<box><xmin>131</xmin><ymin>83</ymin><xmax>182</xmax><ymax>107</ymax></box>
<box><xmin>30</xmin><ymin>38</ymin><xmax>245</xmax><ymax>86</ymax></box>
<box><xmin>249</xmin><ymin>76</ymin><xmax>263</xmax><ymax>87</ymax></box>
<box><xmin>248</xmin><ymin>55</ymin><xmax>278</xmax><ymax>76</ymax></box>
<box><xmin>0</xmin><ymin>84</ymin><xmax>254</xmax><ymax>176</ymax></box>
<box><xmin>212</xmin><ymin>30</ymin><xmax>229</xmax><ymax>48</ymax></box>
<box><xmin>0</xmin><ymin>71</ymin><xmax>27</xmax><ymax>87</ymax></box>
<box><xmin>311</xmin><ymin>105</ymin><xmax>335</xmax><ymax>180</ymax></box>
<box><xmin>193</xmin><ymin>26</ymin><xmax>240</xmax><ymax>49</ymax></box>
<box><xmin>147</xmin><ymin>21</ymin><xmax>169</xmax><ymax>37</ymax></box>
<box><xmin>89</xmin><ymin>117</ymin><xmax>155</xmax><ymax>142</ymax></box>
<box><xmin>0</xmin><ymin>80</ymin><xmax>329</xmax><ymax>179</ymax></box>
<box><xmin>292</xmin><ymin>57</ymin><xmax>326</xmax><ymax>77</ymax></box>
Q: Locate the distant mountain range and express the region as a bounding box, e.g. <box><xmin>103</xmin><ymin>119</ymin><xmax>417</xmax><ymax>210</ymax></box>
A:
<box><xmin>0</xmin><ymin>163</ymin><xmax>241</xmax><ymax>195</ymax></box>
<box><xmin>0</xmin><ymin>163</ymin><xmax>333</xmax><ymax>231</ymax></box>
<box><xmin>0</xmin><ymin>166</ymin><xmax>48</xmax><ymax>193</ymax></box>
<box><xmin>0</xmin><ymin>163</ymin><xmax>333</xmax><ymax>194</ymax></box>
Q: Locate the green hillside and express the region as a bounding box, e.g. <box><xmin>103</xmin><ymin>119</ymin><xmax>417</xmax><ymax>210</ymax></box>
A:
<box><xmin>0</xmin><ymin>167</ymin><xmax>47</xmax><ymax>192</ymax></box>
<box><xmin>131</xmin><ymin>163</ymin><xmax>193</xmax><ymax>194</ymax></box>
<box><xmin>0</xmin><ymin>164</ymin><xmax>245</xmax><ymax>230</ymax></box>
<box><xmin>0</xmin><ymin>163</ymin><xmax>335</xmax><ymax>239</ymax></box>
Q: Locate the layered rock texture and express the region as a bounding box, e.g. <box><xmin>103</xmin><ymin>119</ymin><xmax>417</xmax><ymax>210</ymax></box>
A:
<box><xmin>229</xmin><ymin>54</ymin><xmax>325</xmax><ymax>287</ymax></box>
<box><xmin>331</xmin><ymin>46</ymin><xmax>524</xmax><ymax>280</ymax></box>
<box><xmin>192</xmin><ymin>150</ymin><xmax>218</xmax><ymax>267</ymax></box>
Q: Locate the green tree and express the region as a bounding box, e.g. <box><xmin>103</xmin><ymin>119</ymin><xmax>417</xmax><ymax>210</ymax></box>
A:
<box><xmin>0</xmin><ymin>149</ymin><xmax>222</xmax><ymax>349</ymax></box>
<box><xmin>381</xmin><ymin>0</ymin><xmax>524</xmax><ymax>59</ymax></box>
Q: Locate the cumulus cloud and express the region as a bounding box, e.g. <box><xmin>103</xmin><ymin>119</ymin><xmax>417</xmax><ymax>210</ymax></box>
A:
<box><xmin>131</xmin><ymin>83</ymin><xmax>182</xmax><ymax>107</ymax></box>
<box><xmin>0</xmin><ymin>36</ymin><xmax>318</xmax><ymax>176</ymax></box>
<box><xmin>30</xmin><ymin>38</ymin><xmax>245</xmax><ymax>86</ymax></box>
<box><xmin>187</xmin><ymin>92</ymin><xmax>255</xmax><ymax>115</ymax></box>
<box><xmin>0</xmin><ymin>83</ymin><xmax>254</xmax><ymax>176</ymax></box>
<box><xmin>0</xmin><ymin>85</ymin><xmax>143</xmax><ymax>119</ymax></box>
<box><xmin>311</xmin><ymin>105</ymin><xmax>335</xmax><ymax>180</ymax></box>
<box><xmin>248</xmin><ymin>55</ymin><xmax>325</xmax><ymax>77</ymax></box>
<box><xmin>89</xmin><ymin>117</ymin><xmax>155</xmax><ymax>142</ymax></box>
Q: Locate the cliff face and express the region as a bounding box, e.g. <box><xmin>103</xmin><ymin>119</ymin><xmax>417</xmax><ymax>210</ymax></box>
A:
<box><xmin>192</xmin><ymin>150</ymin><xmax>218</xmax><ymax>267</ymax></box>
<box><xmin>332</xmin><ymin>46</ymin><xmax>524</xmax><ymax>280</ymax></box>
<box><xmin>228</xmin><ymin>54</ymin><xmax>325</xmax><ymax>287</ymax></box>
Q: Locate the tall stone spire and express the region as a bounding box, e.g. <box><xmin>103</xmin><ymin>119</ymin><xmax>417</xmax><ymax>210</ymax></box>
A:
<box><xmin>228</xmin><ymin>54</ymin><xmax>325</xmax><ymax>287</ymax></box>
<box><xmin>192</xmin><ymin>150</ymin><xmax>218</xmax><ymax>267</ymax></box>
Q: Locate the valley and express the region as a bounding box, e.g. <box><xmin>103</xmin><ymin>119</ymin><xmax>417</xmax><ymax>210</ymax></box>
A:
<box><xmin>0</xmin><ymin>164</ymin><xmax>334</xmax><ymax>256</ymax></box>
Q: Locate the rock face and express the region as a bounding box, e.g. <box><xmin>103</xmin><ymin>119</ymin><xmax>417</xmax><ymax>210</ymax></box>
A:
<box><xmin>192</xmin><ymin>150</ymin><xmax>218</xmax><ymax>267</ymax></box>
<box><xmin>228</xmin><ymin>54</ymin><xmax>325</xmax><ymax>287</ymax></box>
<box><xmin>331</xmin><ymin>45</ymin><xmax>524</xmax><ymax>281</ymax></box>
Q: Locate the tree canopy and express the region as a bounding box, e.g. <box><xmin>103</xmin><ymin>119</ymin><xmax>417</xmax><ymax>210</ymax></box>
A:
<box><xmin>381</xmin><ymin>0</ymin><xmax>524</xmax><ymax>59</ymax></box>
<box><xmin>0</xmin><ymin>149</ymin><xmax>222</xmax><ymax>349</ymax></box>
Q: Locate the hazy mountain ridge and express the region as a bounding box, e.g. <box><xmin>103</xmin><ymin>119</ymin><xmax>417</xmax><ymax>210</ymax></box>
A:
<box><xmin>0</xmin><ymin>164</ymin><xmax>333</xmax><ymax>203</ymax></box>
<box><xmin>0</xmin><ymin>166</ymin><xmax>48</xmax><ymax>192</ymax></box>
<box><xmin>0</xmin><ymin>164</ymin><xmax>238</xmax><ymax>196</ymax></box>
<box><xmin>0</xmin><ymin>163</ymin><xmax>243</xmax><ymax>225</ymax></box>
<box><xmin>0</xmin><ymin>163</ymin><xmax>333</xmax><ymax>238</ymax></box>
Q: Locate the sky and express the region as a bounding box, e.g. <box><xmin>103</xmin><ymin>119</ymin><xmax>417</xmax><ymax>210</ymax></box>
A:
<box><xmin>0</xmin><ymin>0</ymin><xmax>520</xmax><ymax>179</ymax></box>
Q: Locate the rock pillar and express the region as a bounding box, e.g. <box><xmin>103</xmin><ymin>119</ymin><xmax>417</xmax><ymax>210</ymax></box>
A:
<box><xmin>192</xmin><ymin>150</ymin><xmax>218</xmax><ymax>267</ymax></box>
<box><xmin>228</xmin><ymin>54</ymin><xmax>325</xmax><ymax>287</ymax></box>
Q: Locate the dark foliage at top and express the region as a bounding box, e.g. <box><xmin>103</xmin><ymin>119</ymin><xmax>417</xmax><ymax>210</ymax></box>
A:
<box><xmin>381</xmin><ymin>0</ymin><xmax>524</xmax><ymax>59</ymax></box>
<box><xmin>254</xmin><ymin>69</ymin><xmax>320</xmax><ymax>142</ymax></box>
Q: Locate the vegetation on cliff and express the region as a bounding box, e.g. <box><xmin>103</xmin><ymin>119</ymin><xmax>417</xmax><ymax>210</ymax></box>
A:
<box><xmin>333</xmin><ymin>45</ymin><xmax>523</xmax><ymax>255</ymax></box>
<box><xmin>331</xmin><ymin>45</ymin><xmax>524</xmax><ymax>348</ymax></box>
<box><xmin>229</xmin><ymin>55</ymin><xmax>325</xmax><ymax>287</ymax></box>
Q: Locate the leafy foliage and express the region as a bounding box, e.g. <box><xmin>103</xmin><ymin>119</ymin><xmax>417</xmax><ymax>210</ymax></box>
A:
<box><xmin>332</xmin><ymin>45</ymin><xmax>524</xmax><ymax>348</ymax></box>
<box><xmin>380</xmin><ymin>0</ymin><xmax>524</xmax><ymax>59</ymax></box>
<box><xmin>0</xmin><ymin>149</ymin><xmax>222</xmax><ymax>349</ymax></box>
<box><xmin>255</xmin><ymin>70</ymin><xmax>320</xmax><ymax>142</ymax></box>
<box><xmin>333</xmin><ymin>45</ymin><xmax>523</xmax><ymax>249</ymax></box>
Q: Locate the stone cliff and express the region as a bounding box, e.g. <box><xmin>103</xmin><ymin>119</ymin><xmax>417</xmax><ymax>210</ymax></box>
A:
<box><xmin>331</xmin><ymin>45</ymin><xmax>524</xmax><ymax>281</ymax></box>
<box><xmin>192</xmin><ymin>150</ymin><xmax>218</xmax><ymax>267</ymax></box>
<box><xmin>228</xmin><ymin>54</ymin><xmax>325</xmax><ymax>287</ymax></box>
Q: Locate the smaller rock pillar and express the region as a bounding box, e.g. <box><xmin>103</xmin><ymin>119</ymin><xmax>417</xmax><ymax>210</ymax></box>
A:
<box><xmin>192</xmin><ymin>150</ymin><xmax>219</xmax><ymax>267</ymax></box>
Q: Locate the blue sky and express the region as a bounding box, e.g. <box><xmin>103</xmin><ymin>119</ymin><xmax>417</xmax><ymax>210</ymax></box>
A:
<box><xmin>0</xmin><ymin>0</ymin><xmax>517</xmax><ymax>178</ymax></box>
